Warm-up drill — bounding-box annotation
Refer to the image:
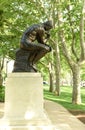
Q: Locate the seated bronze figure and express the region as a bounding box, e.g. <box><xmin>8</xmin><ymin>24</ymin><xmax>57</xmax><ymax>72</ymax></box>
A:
<box><xmin>12</xmin><ymin>20</ymin><xmax>53</xmax><ymax>72</ymax></box>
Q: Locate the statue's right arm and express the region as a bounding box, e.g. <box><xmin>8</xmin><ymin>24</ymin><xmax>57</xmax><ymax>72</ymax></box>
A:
<box><xmin>24</xmin><ymin>39</ymin><xmax>50</xmax><ymax>51</ymax></box>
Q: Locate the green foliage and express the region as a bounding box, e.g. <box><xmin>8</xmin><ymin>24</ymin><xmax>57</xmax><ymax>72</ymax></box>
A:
<box><xmin>44</xmin><ymin>86</ymin><xmax>85</xmax><ymax>111</ymax></box>
<box><xmin>0</xmin><ymin>86</ymin><xmax>5</xmax><ymax>102</ymax></box>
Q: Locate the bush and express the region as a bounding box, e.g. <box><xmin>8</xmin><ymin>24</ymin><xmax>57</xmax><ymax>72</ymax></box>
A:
<box><xmin>0</xmin><ymin>85</ymin><xmax>5</xmax><ymax>102</ymax></box>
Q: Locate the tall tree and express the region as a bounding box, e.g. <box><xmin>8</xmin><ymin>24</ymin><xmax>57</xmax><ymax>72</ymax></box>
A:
<box><xmin>50</xmin><ymin>1</ymin><xmax>61</xmax><ymax>95</ymax></box>
<box><xmin>57</xmin><ymin>0</ymin><xmax>85</xmax><ymax>104</ymax></box>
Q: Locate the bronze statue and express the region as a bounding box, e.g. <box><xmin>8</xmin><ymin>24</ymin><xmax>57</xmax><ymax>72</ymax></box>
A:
<box><xmin>13</xmin><ymin>20</ymin><xmax>53</xmax><ymax>72</ymax></box>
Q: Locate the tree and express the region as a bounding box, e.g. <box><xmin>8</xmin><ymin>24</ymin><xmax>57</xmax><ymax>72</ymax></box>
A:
<box><xmin>57</xmin><ymin>0</ymin><xmax>85</xmax><ymax>104</ymax></box>
<box><xmin>49</xmin><ymin>1</ymin><xmax>61</xmax><ymax>95</ymax></box>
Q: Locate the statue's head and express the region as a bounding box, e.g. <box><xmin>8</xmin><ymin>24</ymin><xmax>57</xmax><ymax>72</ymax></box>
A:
<box><xmin>43</xmin><ymin>20</ymin><xmax>53</xmax><ymax>31</ymax></box>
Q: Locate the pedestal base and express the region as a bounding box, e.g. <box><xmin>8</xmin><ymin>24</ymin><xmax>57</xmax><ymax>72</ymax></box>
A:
<box><xmin>0</xmin><ymin>73</ymin><xmax>56</xmax><ymax>130</ymax></box>
<box><xmin>0</xmin><ymin>126</ymin><xmax>56</xmax><ymax>130</ymax></box>
<box><xmin>0</xmin><ymin>119</ymin><xmax>56</xmax><ymax>130</ymax></box>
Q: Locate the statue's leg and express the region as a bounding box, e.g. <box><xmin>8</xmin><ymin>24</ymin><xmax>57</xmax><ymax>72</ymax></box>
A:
<box><xmin>32</xmin><ymin>49</ymin><xmax>48</xmax><ymax>64</ymax></box>
<box><xmin>20</xmin><ymin>42</ymin><xmax>51</xmax><ymax>71</ymax></box>
<box><xmin>21</xmin><ymin>42</ymin><xmax>50</xmax><ymax>63</ymax></box>
<box><xmin>29</xmin><ymin>46</ymin><xmax>50</xmax><ymax>64</ymax></box>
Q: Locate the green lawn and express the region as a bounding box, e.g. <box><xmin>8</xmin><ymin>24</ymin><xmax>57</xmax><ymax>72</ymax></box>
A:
<box><xmin>44</xmin><ymin>86</ymin><xmax>85</xmax><ymax>111</ymax></box>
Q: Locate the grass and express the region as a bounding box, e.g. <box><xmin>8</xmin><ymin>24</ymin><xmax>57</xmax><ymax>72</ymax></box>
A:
<box><xmin>44</xmin><ymin>85</ymin><xmax>85</xmax><ymax>111</ymax></box>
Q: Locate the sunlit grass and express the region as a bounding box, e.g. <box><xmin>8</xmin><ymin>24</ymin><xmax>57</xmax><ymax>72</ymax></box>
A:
<box><xmin>44</xmin><ymin>85</ymin><xmax>85</xmax><ymax>111</ymax></box>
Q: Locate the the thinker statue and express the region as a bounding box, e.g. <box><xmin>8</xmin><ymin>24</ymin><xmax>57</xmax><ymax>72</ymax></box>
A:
<box><xmin>13</xmin><ymin>20</ymin><xmax>53</xmax><ymax>72</ymax></box>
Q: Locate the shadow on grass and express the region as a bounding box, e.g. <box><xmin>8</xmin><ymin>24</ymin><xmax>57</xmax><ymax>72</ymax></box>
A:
<box><xmin>44</xmin><ymin>89</ymin><xmax>85</xmax><ymax>111</ymax></box>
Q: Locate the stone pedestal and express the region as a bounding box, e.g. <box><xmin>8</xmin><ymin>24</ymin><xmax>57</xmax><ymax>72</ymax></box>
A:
<box><xmin>0</xmin><ymin>73</ymin><xmax>56</xmax><ymax>130</ymax></box>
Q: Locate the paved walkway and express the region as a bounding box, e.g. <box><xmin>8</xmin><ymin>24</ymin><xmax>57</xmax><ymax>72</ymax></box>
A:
<box><xmin>0</xmin><ymin>100</ymin><xmax>85</xmax><ymax>130</ymax></box>
<box><xmin>44</xmin><ymin>100</ymin><xmax>85</xmax><ymax>130</ymax></box>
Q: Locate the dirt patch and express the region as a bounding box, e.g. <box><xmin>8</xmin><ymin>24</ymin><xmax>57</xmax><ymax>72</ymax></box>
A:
<box><xmin>69</xmin><ymin>110</ymin><xmax>85</xmax><ymax>124</ymax></box>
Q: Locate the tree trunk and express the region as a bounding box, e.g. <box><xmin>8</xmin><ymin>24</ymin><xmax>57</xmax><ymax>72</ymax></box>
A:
<box><xmin>50</xmin><ymin>38</ymin><xmax>61</xmax><ymax>95</ymax></box>
<box><xmin>49</xmin><ymin>71</ymin><xmax>53</xmax><ymax>92</ymax></box>
<box><xmin>54</xmin><ymin>43</ymin><xmax>61</xmax><ymax>96</ymax></box>
<box><xmin>72</xmin><ymin>64</ymin><xmax>81</xmax><ymax>104</ymax></box>
<box><xmin>0</xmin><ymin>58</ymin><xmax>4</xmax><ymax>86</ymax></box>
<box><xmin>0</xmin><ymin>73</ymin><xmax>3</xmax><ymax>86</ymax></box>
<box><xmin>49</xmin><ymin>62</ymin><xmax>54</xmax><ymax>92</ymax></box>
